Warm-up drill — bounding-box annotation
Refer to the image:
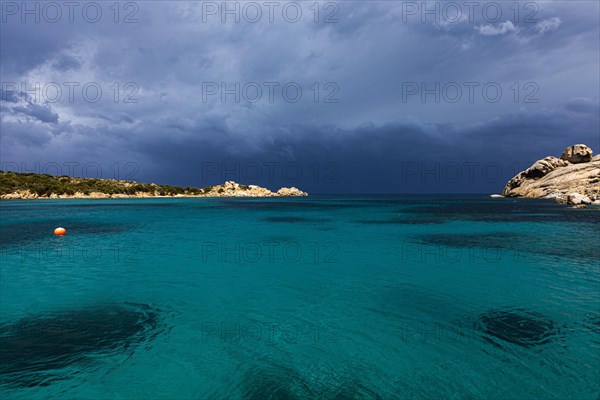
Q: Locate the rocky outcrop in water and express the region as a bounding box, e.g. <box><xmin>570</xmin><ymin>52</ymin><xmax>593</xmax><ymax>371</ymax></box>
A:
<box><xmin>501</xmin><ymin>144</ymin><xmax>600</xmax><ymax>206</ymax></box>
<box><xmin>276</xmin><ymin>187</ymin><xmax>308</xmax><ymax>197</ymax></box>
<box><xmin>207</xmin><ymin>181</ymin><xmax>307</xmax><ymax>198</ymax></box>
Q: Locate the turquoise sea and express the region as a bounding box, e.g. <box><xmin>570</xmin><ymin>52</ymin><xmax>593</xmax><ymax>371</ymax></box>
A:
<box><xmin>1</xmin><ymin>196</ymin><xmax>599</xmax><ymax>399</ymax></box>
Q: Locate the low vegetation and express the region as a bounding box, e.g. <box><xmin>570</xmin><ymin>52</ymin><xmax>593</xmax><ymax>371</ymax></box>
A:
<box><xmin>0</xmin><ymin>171</ymin><xmax>209</xmax><ymax>197</ymax></box>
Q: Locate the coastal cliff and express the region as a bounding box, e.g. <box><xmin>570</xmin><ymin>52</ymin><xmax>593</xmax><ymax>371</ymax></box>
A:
<box><xmin>501</xmin><ymin>144</ymin><xmax>600</xmax><ymax>206</ymax></box>
<box><xmin>0</xmin><ymin>172</ymin><xmax>307</xmax><ymax>199</ymax></box>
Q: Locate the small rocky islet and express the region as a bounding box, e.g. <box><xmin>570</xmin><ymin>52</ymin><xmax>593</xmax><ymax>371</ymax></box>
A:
<box><xmin>499</xmin><ymin>144</ymin><xmax>600</xmax><ymax>207</ymax></box>
<box><xmin>0</xmin><ymin>172</ymin><xmax>307</xmax><ymax>199</ymax></box>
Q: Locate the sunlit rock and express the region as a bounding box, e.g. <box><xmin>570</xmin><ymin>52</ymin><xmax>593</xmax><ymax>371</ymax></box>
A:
<box><xmin>501</xmin><ymin>144</ymin><xmax>599</xmax><ymax>203</ymax></box>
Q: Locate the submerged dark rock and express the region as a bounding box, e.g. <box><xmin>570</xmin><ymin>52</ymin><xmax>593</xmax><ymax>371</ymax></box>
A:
<box><xmin>417</xmin><ymin>232</ymin><xmax>524</xmax><ymax>250</ymax></box>
<box><xmin>413</xmin><ymin>231</ymin><xmax>600</xmax><ymax>262</ymax></box>
<box><xmin>407</xmin><ymin>200</ymin><xmax>600</xmax><ymax>224</ymax></box>
<box><xmin>0</xmin><ymin>302</ymin><xmax>160</xmax><ymax>387</ymax></box>
<box><xmin>240</xmin><ymin>365</ymin><xmax>313</xmax><ymax>400</ymax></box>
<box><xmin>328</xmin><ymin>381</ymin><xmax>384</xmax><ymax>400</ymax></box>
<box><xmin>478</xmin><ymin>308</ymin><xmax>559</xmax><ymax>348</ymax></box>
<box><xmin>355</xmin><ymin>217</ymin><xmax>445</xmax><ymax>225</ymax></box>
<box><xmin>583</xmin><ymin>313</ymin><xmax>600</xmax><ymax>334</ymax></box>
<box><xmin>239</xmin><ymin>364</ymin><xmax>388</xmax><ymax>400</ymax></box>
<box><xmin>263</xmin><ymin>216</ymin><xmax>328</xmax><ymax>223</ymax></box>
<box><xmin>219</xmin><ymin>199</ymin><xmax>358</xmax><ymax>211</ymax></box>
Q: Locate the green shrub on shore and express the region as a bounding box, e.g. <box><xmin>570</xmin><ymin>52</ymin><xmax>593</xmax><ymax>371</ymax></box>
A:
<box><xmin>0</xmin><ymin>171</ymin><xmax>208</xmax><ymax>197</ymax></box>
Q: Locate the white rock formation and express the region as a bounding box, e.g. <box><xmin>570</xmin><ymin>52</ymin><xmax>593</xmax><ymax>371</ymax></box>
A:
<box><xmin>277</xmin><ymin>187</ymin><xmax>308</xmax><ymax>196</ymax></box>
<box><xmin>501</xmin><ymin>144</ymin><xmax>599</xmax><ymax>205</ymax></box>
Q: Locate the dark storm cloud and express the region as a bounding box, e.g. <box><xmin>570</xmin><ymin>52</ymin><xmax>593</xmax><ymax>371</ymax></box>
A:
<box><xmin>1</xmin><ymin>1</ymin><xmax>598</xmax><ymax>192</ymax></box>
<box><xmin>1</xmin><ymin>98</ymin><xmax>597</xmax><ymax>193</ymax></box>
<box><xmin>0</xmin><ymin>88</ymin><xmax>19</xmax><ymax>103</ymax></box>
<box><xmin>52</xmin><ymin>54</ymin><xmax>81</xmax><ymax>72</ymax></box>
<box><xmin>1</xmin><ymin>87</ymin><xmax>59</xmax><ymax>123</ymax></box>
<box><xmin>88</xmin><ymin>101</ymin><xmax>597</xmax><ymax>193</ymax></box>
<box><xmin>12</xmin><ymin>103</ymin><xmax>59</xmax><ymax>124</ymax></box>
<box><xmin>565</xmin><ymin>97</ymin><xmax>600</xmax><ymax>115</ymax></box>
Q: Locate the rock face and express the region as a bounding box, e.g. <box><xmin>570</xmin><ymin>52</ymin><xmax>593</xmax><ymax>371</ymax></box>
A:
<box><xmin>205</xmin><ymin>181</ymin><xmax>306</xmax><ymax>197</ymax></box>
<box><xmin>566</xmin><ymin>193</ymin><xmax>591</xmax><ymax>205</ymax></box>
<box><xmin>560</xmin><ymin>144</ymin><xmax>593</xmax><ymax>164</ymax></box>
<box><xmin>1</xmin><ymin>190</ymin><xmax>39</xmax><ymax>200</ymax></box>
<box><xmin>277</xmin><ymin>187</ymin><xmax>308</xmax><ymax>197</ymax></box>
<box><xmin>502</xmin><ymin>144</ymin><xmax>600</xmax><ymax>205</ymax></box>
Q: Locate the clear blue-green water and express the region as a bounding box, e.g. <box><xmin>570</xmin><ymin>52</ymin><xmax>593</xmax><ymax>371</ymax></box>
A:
<box><xmin>1</xmin><ymin>196</ymin><xmax>599</xmax><ymax>399</ymax></box>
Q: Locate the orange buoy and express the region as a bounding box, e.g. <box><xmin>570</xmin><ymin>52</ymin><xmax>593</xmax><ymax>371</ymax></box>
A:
<box><xmin>54</xmin><ymin>227</ymin><xmax>66</xmax><ymax>236</ymax></box>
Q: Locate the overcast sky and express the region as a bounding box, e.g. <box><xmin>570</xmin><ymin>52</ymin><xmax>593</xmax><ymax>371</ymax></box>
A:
<box><xmin>1</xmin><ymin>1</ymin><xmax>598</xmax><ymax>193</ymax></box>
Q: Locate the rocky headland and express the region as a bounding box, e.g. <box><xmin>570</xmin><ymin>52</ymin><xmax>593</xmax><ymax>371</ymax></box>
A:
<box><xmin>0</xmin><ymin>172</ymin><xmax>307</xmax><ymax>199</ymax></box>
<box><xmin>500</xmin><ymin>144</ymin><xmax>600</xmax><ymax>207</ymax></box>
